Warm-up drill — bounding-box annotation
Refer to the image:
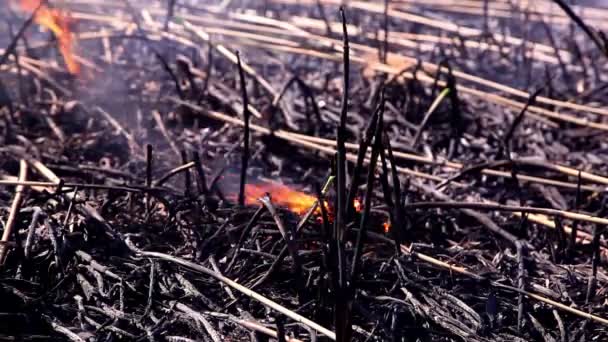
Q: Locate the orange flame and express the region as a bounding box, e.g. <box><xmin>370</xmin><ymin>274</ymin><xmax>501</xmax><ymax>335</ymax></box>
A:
<box><xmin>353</xmin><ymin>198</ymin><xmax>363</xmax><ymax>213</ymax></box>
<box><xmin>245</xmin><ymin>182</ymin><xmax>322</xmax><ymax>215</ymax></box>
<box><xmin>383</xmin><ymin>221</ymin><xmax>391</xmax><ymax>233</ymax></box>
<box><xmin>20</xmin><ymin>0</ymin><xmax>80</xmax><ymax>75</ymax></box>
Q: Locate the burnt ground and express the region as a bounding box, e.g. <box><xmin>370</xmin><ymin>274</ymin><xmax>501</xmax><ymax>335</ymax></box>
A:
<box><xmin>1</xmin><ymin>0</ymin><xmax>608</xmax><ymax>341</ymax></box>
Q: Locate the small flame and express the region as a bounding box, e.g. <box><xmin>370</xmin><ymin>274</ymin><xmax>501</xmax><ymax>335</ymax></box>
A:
<box><xmin>353</xmin><ymin>198</ymin><xmax>363</xmax><ymax>213</ymax></box>
<box><xmin>245</xmin><ymin>182</ymin><xmax>322</xmax><ymax>215</ymax></box>
<box><xmin>383</xmin><ymin>221</ymin><xmax>391</xmax><ymax>233</ymax></box>
<box><xmin>19</xmin><ymin>0</ymin><xmax>80</xmax><ymax>75</ymax></box>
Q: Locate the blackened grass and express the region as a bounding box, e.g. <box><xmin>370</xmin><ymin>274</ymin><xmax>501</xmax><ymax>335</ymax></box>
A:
<box><xmin>153</xmin><ymin>51</ymin><xmax>185</xmax><ymax>100</ymax></box>
<box><xmin>191</xmin><ymin>151</ymin><xmax>208</xmax><ymax>195</ymax></box>
<box><xmin>236</xmin><ymin>51</ymin><xmax>250</xmax><ymax>207</ymax></box>
<box><xmin>141</xmin><ymin>260</ymin><xmax>156</xmax><ymax>321</ymax></box>
<box><xmin>351</xmin><ymin>101</ymin><xmax>384</xmax><ymax>279</ymax></box>
<box><xmin>397</xmin><ymin>201</ymin><xmax>608</xmax><ymax>226</ymax></box>
<box><xmin>126</xmin><ymin>241</ymin><xmax>336</xmax><ymax>339</ymax></box>
<box><xmin>164</xmin><ymin>0</ymin><xmax>176</xmax><ymax>32</ymax></box>
<box><xmin>273</xmin><ymin>76</ymin><xmax>323</xmax><ymax>135</ymax></box>
<box><xmin>315</xmin><ymin>183</ymin><xmax>331</xmax><ymax>241</ymax></box>
<box><xmin>516</xmin><ymin>242</ymin><xmax>526</xmax><ymax>331</ymax></box>
<box><xmin>176</xmin><ymin>57</ymin><xmax>199</xmax><ymax>100</ymax></box>
<box><xmin>382</xmin><ymin>0</ymin><xmax>390</xmax><ymax>64</ymax></box>
<box><xmin>379</xmin><ymin>144</ymin><xmax>395</xmax><ymax>214</ymax></box>
<box><xmin>295</xmin><ymin>175</ymin><xmax>334</xmax><ymax>233</ymax></box>
<box><xmin>259</xmin><ymin>195</ymin><xmax>301</xmax><ymax>277</ymax></box>
<box><xmin>336</xmin><ymin>7</ymin><xmax>350</xmax><ymax>242</ymax></box>
<box><xmin>276</xmin><ymin>315</ymin><xmax>287</xmax><ymax>342</ymax></box>
<box><xmin>200</xmin><ymin>39</ymin><xmax>213</xmax><ymax>101</ymax></box>
<box><xmin>498</xmin><ymin>85</ymin><xmax>545</xmax><ymax>160</ymax></box>
<box><xmin>154</xmin><ymin>162</ymin><xmax>196</xmax><ymax>187</ymax></box>
<box><xmin>568</xmin><ymin>171</ymin><xmax>583</xmax><ymax>259</ymax></box>
<box><xmin>410</xmin><ymin>88</ymin><xmax>450</xmax><ymax>149</ymax></box>
<box><xmin>315</xmin><ymin>0</ymin><xmax>333</xmax><ymax>37</ymax></box>
<box><xmin>585</xmin><ymin>224</ymin><xmax>602</xmax><ymax>304</ymax></box>
<box><xmin>444</xmin><ymin>62</ymin><xmax>463</xmax><ymax>159</ymax></box>
<box><xmin>346</xmin><ymin>106</ymin><xmax>380</xmax><ymax>222</ymax></box>
<box><xmin>334</xmin><ymin>9</ymin><xmax>352</xmax><ymax>341</ymax></box>
<box><xmin>0</xmin><ymin>1</ymin><xmax>45</xmax><ymax>67</ymax></box>
<box><xmin>550</xmin><ymin>0</ymin><xmax>608</xmax><ymax>57</ymax></box>
<box><xmin>554</xmin><ymin>216</ymin><xmax>567</xmax><ymax>263</ymax></box>
<box><xmin>180</xmin><ymin>150</ymin><xmax>191</xmax><ymax>197</ymax></box>
<box><xmin>62</xmin><ymin>187</ymin><xmax>78</xmax><ymax>231</ymax></box>
<box><xmin>385</xmin><ymin>131</ymin><xmax>405</xmax><ymax>250</ymax></box>
<box><xmin>8</xmin><ymin>24</ymin><xmax>25</xmax><ymax>109</ymax></box>
<box><xmin>145</xmin><ymin>144</ymin><xmax>153</xmax><ymax>217</ymax></box>
<box><xmin>428</xmin><ymin>59</ymin><xmax>462</xmax><ymax>157</ymax></box>
<box><xmin>226</xmin><ymin>205</ymin><xmax>265</xmax><ymax>273</ymax></box>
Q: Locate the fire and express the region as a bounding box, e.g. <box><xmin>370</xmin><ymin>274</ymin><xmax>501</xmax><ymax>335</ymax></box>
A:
<box><xmin>244</xmin><ymin>182</ymin><xmax>322</xmax><ymax>215</ymax></box>
<box><xmin>241</xmin><ymin>182</ymin><xmax>362</xmax><ymax>220</ymax></box>
<box><xmin>19</xmin><ymin>0</ymin><xmax>80</xmax><ymax>75</ymax></box>
<box><xmin>383</xmin><ymin>221</ymin><xmax>391</xmax><ymax>233</ymax></box>
<box><xmin>353</xmin><ymin>198</ymin><xmax>363</xmax><ymax>212</ymax></box>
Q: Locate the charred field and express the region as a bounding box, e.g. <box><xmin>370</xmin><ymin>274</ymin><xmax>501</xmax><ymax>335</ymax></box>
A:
<box><xmin>1</xmin><ymin>0</ymin><xmax>608</xmax><ymax>341</ymax></box>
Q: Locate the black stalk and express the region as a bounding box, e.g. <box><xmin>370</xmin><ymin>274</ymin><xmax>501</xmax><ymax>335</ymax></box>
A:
<box><xmin>145</xmin><ymin>144</ymin><xmax>153</xmax><ymax>216</ymax></box>
<box><xmin>164</xmin><ymin>0</ymin><xmax>176</xmax><ymax>32</ymax></box>
<box><xmin>550</xmin><ymin>0</ymin><xmax>607</xmax><ymax>56</ymax></box>
<box><xmin>351</xmin><ymin>103</ymin><xmax>384</xmax><ymax>279</ymax></box>
<box><xmin>498</xmin><ymin>85</ymin><xmax>545</xmax><ymax>159</ymax></box>
<box><xmin>191</xmin><ymin>151</ymin><xmax>208</xmax><ymax>196</ymax></box>
<box><xmin>379</xmin><ymin>145</ymin><xmax>396</xmax><ymax>253</ymax></box>
<box><xmin>345</xmin><ymin>106</ymin><xmax>381</xmax><ymax>221</ymax></box>
<box><xmin>335</xmin><ymin>7</ymin><xmax>350</xmax><ymax>242</ymax></box>
<box><xmin>153</xmin><ymin>51</ymin><xmax>185</xmax><ymax>99</ymax></box>
<box><xmin>236</xmin><ymin>51</ymin><xmax>250</xmax><ymax>207</ymax></box>
<box><xmin>568</xmin><ymin>171</ymin><xmax>582</xmax><ymax>258</ymax></box>
<box><xmin>180</xmin><ymin>150</ymin><xmax>191</xmax><ymax>197</ymax></box>
<box><xmin>0</xmin><ymin>1</ymin><xmax>45</xmax><ymax>67</ymax></box>
<box><xmin>382</xmin><ymin>0</ymin><xmax>390</xmax><ymax>64</ymax></box>
<box><xmin>385</xmin><ymin>131</ymin><xmax>405</xmax><ymax>249</ymax></box>
<box><xmin>315</xmin><ymin>183</ymin><xmax>331</xmax><ymax>242</ymax></box>
<box><xmin>516</xmin><ymin>242</ymin><xmax>526</xmax><ymax>332</ymax></box>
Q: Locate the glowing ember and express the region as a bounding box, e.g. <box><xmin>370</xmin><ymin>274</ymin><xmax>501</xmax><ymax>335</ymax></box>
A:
<box><xmin>353</xmin><ymin>198</ymin><xmax>363</xmax><ymax>213</ymax></box>
<box><xmin>383</xmin><ymin>221</ymin><xmax>391</xmax><ymax>233</ymax></box>
<box><xmin>244</xmin><ymin>182</ymin><xmax>321</xmax><ymax>215</ymax></box>
<box><xmin>19</xmin><ymin>0</ymin><xmax>80</xmax><ymax>75</ymax></box>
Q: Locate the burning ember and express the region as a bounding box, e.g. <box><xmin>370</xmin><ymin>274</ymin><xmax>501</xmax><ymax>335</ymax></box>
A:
<box><xmin>242</xmin><ymin>181</ymin><xmax>363</xmax><ymax>220</ymax></box>
<box><xmin>383</xmin><ymin>221</ymin><xmax>391</xmax><ymax>233</ymax></box>
<box><xmin>19</xmin><ymin>0</ymin><xmax>80</xmax><ymax>75</ymax></box>
<box><xmin>353</xmin><ymin>198</ymin><xmax>363</xmax><ymax>213</ymax></box>
<box><xmin>244</xmin><ymin>182</ymin><xmax>321</xmax><ymax>216</ymax></box>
